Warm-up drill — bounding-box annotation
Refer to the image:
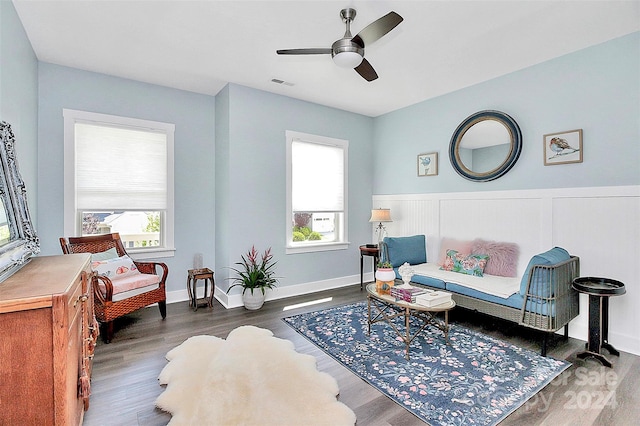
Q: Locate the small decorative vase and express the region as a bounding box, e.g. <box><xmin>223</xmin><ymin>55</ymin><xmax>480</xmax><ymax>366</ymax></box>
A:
<box><xmin>242</xmin><ymin>289</ymin><xmax>265</xmax><ymax>310</ymax></box>
<box><xmin>375</xmin><ymin>267</ymin><xmax>396</xmax><ymax>282</ymax></box>
<box><xmin>375</xmin><ymin>267</ymin><xmax>396</xmax><ymax>295</ymax></box>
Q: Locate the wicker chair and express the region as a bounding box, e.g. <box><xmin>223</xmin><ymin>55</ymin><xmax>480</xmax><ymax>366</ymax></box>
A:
<box><xmin>60</xmin><ymin>233</ymin><xmax>168</xmax><ymax>343</ymax></box>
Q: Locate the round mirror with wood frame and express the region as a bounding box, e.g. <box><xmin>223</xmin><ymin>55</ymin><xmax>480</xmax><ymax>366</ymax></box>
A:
<box><xmin>449</xmin><ymin>110</ymin><xmax>522</xmax><ymax>182</ymax></box>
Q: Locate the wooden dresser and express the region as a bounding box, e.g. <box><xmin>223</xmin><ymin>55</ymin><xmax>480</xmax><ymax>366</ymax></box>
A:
<box><xmin>0</xmin><ymin>254</ymin><xmax>97</xmax><ymax>425</ymax></box>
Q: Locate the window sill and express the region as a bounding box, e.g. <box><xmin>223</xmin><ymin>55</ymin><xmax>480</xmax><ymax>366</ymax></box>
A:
<box><xmin>286</xmin><ymin>242</ymin><xmax>349</xmax><ymax>255</ymax></box>
<box><xmin>127</xmin><ymin>247</ymin><xmax>176</xmax><ymax>261</ymax></box>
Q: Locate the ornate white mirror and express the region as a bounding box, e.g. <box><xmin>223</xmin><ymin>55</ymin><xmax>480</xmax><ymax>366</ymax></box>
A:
<box><xmin>0</xmin><ymin>122</ymin><xmax>39</xmax><ymax>282</ymax></box>
<box><xmin>449</xmin><ymin>110</ymin><xmax>522</xmax><ymax>182</ymax></box>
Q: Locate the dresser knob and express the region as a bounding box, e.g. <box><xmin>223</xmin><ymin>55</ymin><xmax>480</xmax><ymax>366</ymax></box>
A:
<box><xmin>73</xmin><ymin>294</ymin><xmax>88</xmax><ymax>308</ymax></box>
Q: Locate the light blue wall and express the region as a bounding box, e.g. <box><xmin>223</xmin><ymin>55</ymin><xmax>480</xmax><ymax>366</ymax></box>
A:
<box><xmin>37</xmin><ymin>63</ymin><xmax>216</xmax><ymax>293</ymax></box>
<box><xmin>0</xmin><ymin>0</ymin><xmax>38</xmax><ymax>218</ymax></box>
<box><xmin>218</xmin><ymin>84</ymin><xmax>374</xmax><ymax>291</ymax></box>
<box><xmin>35</xmin><ymin>67</ymin><xmax>374</xmax><ymax>295</ymax></box>
<box><xmin>373</xmin><ymin>32</ymin><xmax>640</xmax><ymax>194</ymax></box>
<box><xmin>4</xmin><ymin>2</ymin><xmax>638</xmax><ymax>297</ymax></box>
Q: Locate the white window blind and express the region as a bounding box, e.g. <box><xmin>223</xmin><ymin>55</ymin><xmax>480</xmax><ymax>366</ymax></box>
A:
<box><xmin>291</xmin><ymin>140</ymin><xmax>344</xmax><ymax>212</ymax></box>
<box><xmin>75</xmin><ymin>123</ymin><xmax>167</xmax><ymax>210</ymax></box>
<box><xmin>286</xmin><ymin>130</ymin><xmax>348</xmax><ymax>254</ymax></box>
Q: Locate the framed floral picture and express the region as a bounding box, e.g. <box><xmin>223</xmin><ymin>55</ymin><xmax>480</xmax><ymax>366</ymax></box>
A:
<box><xmin>417</xmin><ymin>152</ymin><xmax>438</xmax><ymax>176</ymax></box>
<box><xmin>543</xmin><ymin>129</ymin><xmax>583</xmax><ymax>166</ymax></box>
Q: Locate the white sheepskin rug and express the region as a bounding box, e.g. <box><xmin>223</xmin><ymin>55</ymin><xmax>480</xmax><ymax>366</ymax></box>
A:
<box><xmin>156</xmin><ymin>325</ymin><xmax>356</xmax><ymax>425</ymax></box>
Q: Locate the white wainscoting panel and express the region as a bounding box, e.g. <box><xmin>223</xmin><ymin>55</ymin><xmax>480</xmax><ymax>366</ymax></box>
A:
<box><xmin>551</xmin><ymin>194</ymin><xmax>640</xmax><ymax>356</ymax></box>
<box><xmin>439</xmin><ymin>198</ymin><xmax>545</xmax><ymax>275</ymax></box>
<box><xmin>374</xmin><ymin>186</ymin><xmax>640</xmax><ymax>356</ymax></box>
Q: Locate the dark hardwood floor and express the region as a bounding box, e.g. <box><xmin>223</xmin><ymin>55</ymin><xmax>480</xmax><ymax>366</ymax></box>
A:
<box><xmin>84</xmin><ymin>285</ymin><xmax>639</xmax><ymax>425</ymax></box>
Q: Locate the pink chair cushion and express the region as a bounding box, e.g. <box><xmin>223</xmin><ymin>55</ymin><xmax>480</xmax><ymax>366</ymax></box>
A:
<box><xmin>97</xmin><ymin>273</ymin><xmax>161</xmax><ymax>301</ymax></box>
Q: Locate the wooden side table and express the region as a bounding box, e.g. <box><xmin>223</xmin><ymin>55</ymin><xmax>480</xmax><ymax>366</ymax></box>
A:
<box><xmin>572</xmin><ymin>277</ymin><xmax>626</xmax><ymax>367</ymax></box>
<box><xmin>359</xmin><ymin>245</ymin><xmax>379</xmax><ymax>290</ymax></box>
<box><xmin>187</xmin><ymin>268</ymin><xmax>215</xmax><ymax>311</ymax></box>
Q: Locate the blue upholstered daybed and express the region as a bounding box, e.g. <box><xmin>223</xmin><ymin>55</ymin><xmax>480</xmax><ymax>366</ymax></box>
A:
<box><xmin>382</xmin><ymin>235</ymin><xmax>580</xmax><ymax>356</ymax></box>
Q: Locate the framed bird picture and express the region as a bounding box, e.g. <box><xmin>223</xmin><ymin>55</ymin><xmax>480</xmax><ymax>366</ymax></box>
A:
<box><xmin>417</xmin><ymin>152</ymin><xmax>438</xmax><ymax>176</ymax></box>
<box><xmin>543</xmin><ymin>129</ymin><xmax>583</xmax><ymax>166</ymax></box>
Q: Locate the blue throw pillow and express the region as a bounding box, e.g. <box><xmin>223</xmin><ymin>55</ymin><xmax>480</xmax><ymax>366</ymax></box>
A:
<box><xmin>519</xmin><ymin>247</ymin><xmax>571</xmax><ymax>297</ymax></box>
<box><xmin>383</xmin><ymin>235</ymin><xmax>427</xmax><ymax>267</ymax></box>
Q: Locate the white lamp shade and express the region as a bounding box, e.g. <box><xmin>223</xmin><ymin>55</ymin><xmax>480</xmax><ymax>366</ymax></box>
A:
<box><xmin>333</xmin><ymin>51</ymin><xmax>363</xmax><ymax>68</ymax></box>
<box><xmin>369</xmin><ymin>208</ymin><xmax>392</xmax><ymax>223</ymax></box>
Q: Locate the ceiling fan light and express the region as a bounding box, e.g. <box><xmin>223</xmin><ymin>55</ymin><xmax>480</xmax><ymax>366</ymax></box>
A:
<box><xmin>332</xmin><ymin>51</ymin><xmax>363</xmax><ymax>68</ymax></box>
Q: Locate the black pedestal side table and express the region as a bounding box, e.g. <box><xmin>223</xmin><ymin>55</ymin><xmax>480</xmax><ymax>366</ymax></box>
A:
<box><xmin>187</xmin><ymin>268</ymin><xmax>215</xmax><ymax>311</ymax></box>
<box><xmin>572</xmin><ymin>277</ymin><xmax>626</xmax><ymax>367</ymax></box>
<box><xmin>359</xmin><ymin>245</ymin><xmax>379</xmax><ymax>290</ymax></box>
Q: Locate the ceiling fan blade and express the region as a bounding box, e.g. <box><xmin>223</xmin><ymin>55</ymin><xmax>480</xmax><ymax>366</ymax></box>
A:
<box><xmin>276</xmin><ymin>48</ymin><xmax>332</xmax><ymax>55</ymax></box>
<box><xmin>352</xmin><ymin>11</ymin><xmax>403</xmax><ymax>47</ymax></box>
<box><xmin>354</xmin><ymin>58</ymin><xmax>378</xmax><ymax>82</ymax></box>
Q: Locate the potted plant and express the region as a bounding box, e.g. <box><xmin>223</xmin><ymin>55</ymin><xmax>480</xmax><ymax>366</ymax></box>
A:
<box><xmin>375</xmin><ymin>261</ymin><xmax>395</xmax><ymax>294</ymax></box>
<box><xmin>375</xmin><ymin>260</ymin><xmax>396</xmax><ymax>282</ymax></box>
<box><xmin>227</xmin><ymin>245</ymin><xmax>279</xmax><ymax>310</ymax></box>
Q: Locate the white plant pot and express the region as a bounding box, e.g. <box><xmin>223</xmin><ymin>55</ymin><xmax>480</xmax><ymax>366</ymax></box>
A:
<box><xmin>242</xmin><ymin>289</ymin><xmax>266</xmax><ymax>310</ymax></box>
<box><xmin>375</xmin><ymin>268</ymin><xmax>396</xmax><ymax>282</ymax></box>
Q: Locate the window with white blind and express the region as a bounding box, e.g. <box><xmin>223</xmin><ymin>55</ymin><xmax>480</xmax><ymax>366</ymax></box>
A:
<box><xmin>286</xmin><ymin>130</ymin><xmax>348</xmax><ymax>254</ymax></box>
<box><xmin>63</xmin><ymin>109</ymin><xmax>175</xmax><ymax>257</ymax></box>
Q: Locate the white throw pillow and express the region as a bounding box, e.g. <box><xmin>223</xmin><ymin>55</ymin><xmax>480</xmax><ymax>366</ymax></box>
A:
<box><xmin>91</xmin><ymin>255</ymin><xmax>140</xmax><ymax>279</ymax></box>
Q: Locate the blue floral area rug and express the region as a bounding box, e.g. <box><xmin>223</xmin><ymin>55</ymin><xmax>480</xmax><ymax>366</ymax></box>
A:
<box><xmin>283</xmin><ymin>301</ymin><xmax>569</xmax><ymax>426</ymax></box>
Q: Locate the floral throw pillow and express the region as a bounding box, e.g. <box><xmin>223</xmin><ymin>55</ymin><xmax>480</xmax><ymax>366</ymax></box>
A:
<box><xmin>91</xmin><ymin>255</ymin><xmax>140</xmax><ymax>279</ymax></box>
<box><xmin>440</xmin><ymin>249</ymin><xmax>489</xmax><ymax>277</ymax></box>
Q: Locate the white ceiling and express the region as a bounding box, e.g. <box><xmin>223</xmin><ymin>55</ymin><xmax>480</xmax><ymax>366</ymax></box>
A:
<box><xmin>12</xmin><ymin>1</ymin><xmax>640</xmax><ymax>117</ymax></box>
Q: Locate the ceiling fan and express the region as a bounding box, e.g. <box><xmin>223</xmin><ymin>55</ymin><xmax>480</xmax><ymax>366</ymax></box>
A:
<box><xmin>276</xmin><ymin>8</ymin><xmax>403</xmax><ymax>82</ymax></box>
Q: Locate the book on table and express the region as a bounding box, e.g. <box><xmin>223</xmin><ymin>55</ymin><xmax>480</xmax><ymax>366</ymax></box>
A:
<box><xmin>415</xmin><ymin>291</ymin><xmax>452</xmax><ymax>307</ymax></box>
<box><xmin>390</xmin><ymin>285</ymin><xmax>429</xmax><ymax>303</ymax></box>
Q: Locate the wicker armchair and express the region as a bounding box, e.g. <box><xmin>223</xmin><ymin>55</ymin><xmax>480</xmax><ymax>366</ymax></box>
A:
<box><xmin>60</xmin><ymin>233</ymin><xmax>168</xmax><ymax>343</ymax></box>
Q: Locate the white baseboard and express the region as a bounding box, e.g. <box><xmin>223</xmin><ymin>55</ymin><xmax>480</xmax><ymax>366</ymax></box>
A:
<box><xmin>569</xmin><ymin>322</ymin><xmax>639</xmax><ymax>357</ymax></box>
<box><xmin>165</xmin><ymin>272</ymin><xmax>375</xmax><ymax>309</ymax></box>
<box><xmin>165</xmin><ymin>288</ymin><xmax>192</xmax><ymax>304</ymax></box>
<box><xmin>217</xmin><ymin>273</ymin><xmax>373</xmax><ymax>309</ymax></box>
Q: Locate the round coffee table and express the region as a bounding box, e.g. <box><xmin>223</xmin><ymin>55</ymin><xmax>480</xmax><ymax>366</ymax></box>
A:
<box><xmin>572</xmin><ymin>277</ymin><xmax>626</xmax><ymax>367</ymax></box>
<box><xmin>365</xmin><ymin>283</ymin><xmax>455</xmax><ymax>360</ymax></box>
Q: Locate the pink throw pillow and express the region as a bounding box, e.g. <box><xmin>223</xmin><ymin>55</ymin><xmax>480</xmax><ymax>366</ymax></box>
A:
<box><xmin>438</xmin><ymin>238</ymin><xmax>473</xmax><ymax>266</ymax></box>
<box><xmin>471</xmin><ymin>239</ymin><xmax>520</xmax><ymax>277</ymax></box>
